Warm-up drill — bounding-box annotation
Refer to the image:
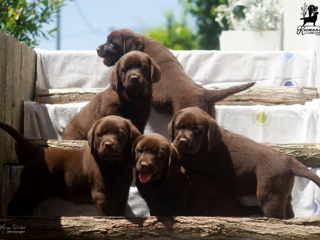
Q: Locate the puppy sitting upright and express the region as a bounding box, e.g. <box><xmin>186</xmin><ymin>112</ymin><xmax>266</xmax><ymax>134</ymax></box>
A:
<box><xmin>0</xmin><ymin>116</ymin><xmax>141</xmax><ymax>216</ymax></box>
<box><xmin>133</xmin><ymin>133</ymin><xmax>188</xmax><ymax>216</ymax></box>
<box><xmin>168</xmin><ymin>107</ymin><xmax>320</xmax><ymax>219</ymax></box>
<box><xmin>62</xmin><ymin>51</ymin><xmax>160</xmax><ymax>140</ymax></box>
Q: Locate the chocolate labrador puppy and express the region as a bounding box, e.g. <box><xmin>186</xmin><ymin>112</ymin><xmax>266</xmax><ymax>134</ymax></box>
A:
<box><xmin>186</xmin><ymin>170</ymin><xmax>262</xmax><ymax>217</ymax></box>
<box><xmin>96</xmin><ymin>28</ymin><xmax>255</xmax><ymax>118</ymax></box>
<box><xmin>133</xmin><ymin>133</ymin><xmax>188</xmax><ymax>216</ymax></box>
<box><xmin>62</xmin><ymin>51</ymin><xmax>160</xmax><ymax>140</ymax></box>
<box><xmin>133</xmin><ymin>133</ymin><xmax>261</xmax><ymax>217</ymax></box>
<box><xmin>0</xmin><ymin>116</ymin><xmax>141</xmax><ymax>216</ymax></box>
<box><xmin>168</xmin><ymin>107</ymin><xmax>320</xmax><ymax>219</ymax></box>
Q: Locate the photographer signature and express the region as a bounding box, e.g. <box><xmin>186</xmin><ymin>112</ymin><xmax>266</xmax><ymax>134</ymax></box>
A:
<box><xmin>0</xmin><ymin>223</ymin><xmax>26</xmax><ymax>234</ymax></box>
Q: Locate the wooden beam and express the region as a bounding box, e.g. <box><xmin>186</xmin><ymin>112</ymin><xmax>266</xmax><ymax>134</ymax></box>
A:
<box><xmin>1</xmin><ymin>216</ymin><xmax>320</xmax><ymax>239</ymax></box>
<box><xmin>215</xmin><ymin>86</ymin><xmax>319</xmax><ymax>105</ymax></box>
<box><xmin>36</xmin><ymin>87</ymin><xmax>319</xmax><ymax>105</ymax></box>
<box><xmin>13</xmin><ymin>140</ymin><xmax>320</xmax><ymax>168</ymax></box>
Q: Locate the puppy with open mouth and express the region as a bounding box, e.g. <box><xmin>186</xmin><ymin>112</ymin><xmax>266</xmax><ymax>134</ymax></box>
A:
<box><xmin>133</xmin><ymin>133</ymin><xmax>188</xmax><ymax>216</ymax></box>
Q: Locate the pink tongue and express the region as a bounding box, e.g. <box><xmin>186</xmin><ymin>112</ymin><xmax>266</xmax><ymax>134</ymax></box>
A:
<box><xmin>139</xmin><ymin>173</ymin><xmax>152</xmax><ymax>183</ymax></box>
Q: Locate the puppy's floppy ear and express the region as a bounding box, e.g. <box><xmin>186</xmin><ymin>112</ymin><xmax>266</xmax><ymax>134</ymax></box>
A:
<box><xmin>131</xmin><ymin>136</ymin><xmax>141</xmax><ymax>167</ymax></box>
<box><xmin>125</xmin><ymin>119</ymin><xmax>141</xmax><ymax>147</ymax></box>
<box><xmin>149</xmin><ymin>57</ymin><xmax>161</xmax><ymax>83</ymax></box>
<box><xmin>167</xmin><ymin>144</ymin><xmax>181</xmax><ymax>178</ymax></box>
<box><xmin>167</xmin><ymin>118</ymin><xmax>175</xmax><ymax>141</ymax></box>
<box><xmin>129</xmin><ymin>122</ymin><xmax>141</xmax><ymax>143</ymax></box>
<box><xmin>87</xmin><ymin>120</ymin><xmax>100</xmax><ymax>155</ymax></box>
<box><xmin>207</xmin><ymin>118</ymin><xmax>222</xmax><ymax>153</ymax></box>
<box><xmin>110</xmin><ymin>60</ymin><xmax>124</xmax><ymax>92</ymax></box>
<box><xmin>123</xmin><ymin>35</ymin><xmax>143</xmax><ymax>53</ymax></box>
<box><xmin>127</xmin><ymin>122</ymin><xmax>141</xmax><ymax>166</ymax></box>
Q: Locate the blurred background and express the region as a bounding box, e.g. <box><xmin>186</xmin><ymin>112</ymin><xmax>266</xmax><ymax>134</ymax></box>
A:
<box><xmin>0</xmin><ymin>0</ymin><xmax>319</xmax><ymax>52</ymax></box>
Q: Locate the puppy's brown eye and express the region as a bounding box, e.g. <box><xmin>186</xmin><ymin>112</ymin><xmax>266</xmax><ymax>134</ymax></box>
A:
<box><xmin>136</xmin><ymin>149</ymin><xmax>143</xmax><ymax>154</ymax></box>
<box><xmin>117</xmin><ymin>131</ymin><xmax>124</xmax><ymax>138</ymax></box>
<box><xmin>97</xmin><ymin>132</ymin><xmax>103</xmax><ymax>138</ymax></box>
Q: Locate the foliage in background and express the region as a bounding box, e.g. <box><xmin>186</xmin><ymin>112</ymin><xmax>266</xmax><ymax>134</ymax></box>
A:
<box><xmin>142</xmin><ymin>11</ymin><xmax>199</xmax><ymax>50</ymax></box>
<box><xmin>215</xmin><ymin>0</ymin><xmax>282</xmax><ymax>31</ymax></box>
<box><xmin>179</xmin><ymin>0</ymin><xmax>228</xmax><ymax>50</ymax></box>
<box><xmin>0</xmin><ymin>0</ymin><xmax>69</xmax><ymax>47</ymax></box>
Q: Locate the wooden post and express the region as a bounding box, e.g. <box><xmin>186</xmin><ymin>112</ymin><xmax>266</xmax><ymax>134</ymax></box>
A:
<box><xmin>0</xmin><ymin>31</ymin><xmax>36</xmax><ymax>215</ymax></box>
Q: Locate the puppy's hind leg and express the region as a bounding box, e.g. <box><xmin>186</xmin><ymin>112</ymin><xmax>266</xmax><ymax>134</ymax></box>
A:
<box><xmin>7</xmin><ymin>182</ymin><xmax>50</xmax><ymax>216</ymax></box>
<box><xmin>256</xmin><ymin>177</ymin><xmax>293</xmax><ymax>219</ymax></box>
<box><xmin>7</xmin><ymin>165</ymin><xmax>51</xmax><ymax>216</ymax></box>
<box><xmin>285</xmin><ymin>194</ymin><xmax>295</xmax><ymax>219</ymax></box>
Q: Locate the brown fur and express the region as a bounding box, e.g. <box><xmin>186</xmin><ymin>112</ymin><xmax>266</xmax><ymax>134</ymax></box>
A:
<box><xmin>0</xmin><ymin>116</ymin><xmax>141</xmax><ymax>216</ymax></box>
<box><xmin>133</xmin><ymin>133</ymin><xmax>261</xmax><ymax>217</ymax></box>
<box><xmin>186</xmin><ymin>170</ymin><xmax>262</xmax><ymax>217</ymax></box>
<box><xmin>62</xmin><ymin>51</ymin><xmax>160</xmax><ymax>140</ymax></box>
<box><xmin>133</xmin><ymin>133</ymin><xmax>188</xmax><ymax>216</ymax></box>
<box><xmin>97</xmin><ymin>28</ymin><xmax>255</xmax><ymax>118</ymax></box>
<box><xmin>168</xmin><ymin>107</ymin><xmax>320</xmax><ymax>219</ymax></box>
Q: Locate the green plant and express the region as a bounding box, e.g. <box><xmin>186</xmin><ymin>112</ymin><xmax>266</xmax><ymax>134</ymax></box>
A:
<box><xmin>0</xmin><ymin>0</ymin><xmax>70</xmax><ymax>47</ymax></box>
<box><xmin>179</xmin><ymin>0</ymin><xmax>229</xmax><ymax>50</ymax></box>
<box><xmin>215</xmin><ymin>0</ymin><xmax>282</xmax><ymax>31</ymax></box>
<box><xmin>143</xmin><ymin>11</ymin><xmax>199</xmax><ymax>50</ymax></box>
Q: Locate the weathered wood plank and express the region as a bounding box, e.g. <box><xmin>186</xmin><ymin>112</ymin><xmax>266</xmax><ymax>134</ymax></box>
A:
<box><xmin>12</xmin><ymin>140</ymin><xmax>320</xmax><ymax>168</ymax></box>
<box><xmin>215</xmin><ymin>86</ymin><xmax>319</xmax><ymax>105</ymax></box>
<box><xmin>21</xmin><ymin>42</ymin><xmax>36</xmax><ymax>102</ymax></box>
<box><xmin>4</xmin><ymin>35</ymin><xmax>14</xmax><ymax>162</ymax></box>
<box><xmin>36</xmin><ymin>87</ymin><xmax>319</xmax><ymax>105</ymax></box>
<box><xmin>11</xmin><ymin>37</ymin><xmax>22</xmax><ymax>161</ymax></box>
<box><xmin>264</xmin><ymin>143</ymin><xmax>320</xmax><ymax>168</ymax></box>
<box><xmin>0</xmin><ymin>31</ymin><xmax>7</xmax><ymax>163</ymax></box>
<box><xmin>36</xmin><ymin>88</ymin><xmax>105</xmax><ymax>104</ymax></box>
<box><xmin>0</xmin><ymin>216</ymin><xmax>320</xmax><ymax>239</ymax></box>
<box><xmin>0</xmin><ymin>30</ymin><xmax>8</xmax><ymax>220</ymax></box>
<box><xmin>20</xmin><ymin>43</ymin><xmax>36</xmax><ymax>140</ymax></box>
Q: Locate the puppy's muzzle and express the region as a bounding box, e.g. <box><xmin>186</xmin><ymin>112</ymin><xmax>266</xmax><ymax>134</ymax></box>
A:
<box><xmin>125</xmin><ymin>75</ymin><xmax>146</xmax><ymax>94</ymax></box>
<box><xmin>98</xmin><ymin>141</ymin><xmax>121</xmax><ymax>160</ymax></box>
<box><xmin>175</xmin><ymin>137</ymin><xmax>198</xmax><ymax>155</ymax></box>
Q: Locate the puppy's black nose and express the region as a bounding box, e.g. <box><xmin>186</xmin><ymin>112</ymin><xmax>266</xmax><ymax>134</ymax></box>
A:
<box><xmin>104</xmin><ymin>141</ymin><xmax>114</xmax><ymax>149</ymax></box>
<box><xmin>140</xmin><ymin>162</ymin><xmax>149</xmax><ymax>170</ymax></box>
<box><xmin>178</xmin><ymin>137</ymin><xmax>189</xmax><ymax>147</ymax></box>
<box><xmin>96</xmin><ymin>45</ymin><xmax>102</xmax><ymax>54</ymax></box>
<box><xmin>130</xmin><ymin>76</ymin><xmax>139</xmax><ymax>83</ymax></box>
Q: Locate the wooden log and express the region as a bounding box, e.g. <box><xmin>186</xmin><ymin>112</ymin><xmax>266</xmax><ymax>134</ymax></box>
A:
<box><xmin>36</xmin><ymin>87</ymin><xmax>319</xmax><ymax>105</ymax></box>
<box><xmin>13</xmin><ymin>140</ymin><xmax>320</xmax><ymax>168</ymax></box>
<box><xmin>214</xmin><ymin>86</ymin><xmax>319</xmax><ymax>105</ymax></box>
<box><xmin>1</xmin><ymin>216</ymin><xmax>320</xmax><ymax>239</ymax></box>
<box><xmin>36</xmin><ymin>88</ymin><xmax>105</xmax><ymax>104</ymax></box>
<box><xmin>264</xmin><ymin>143</ymin><xmax>320</xmax><ymax>167</ymax></box>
